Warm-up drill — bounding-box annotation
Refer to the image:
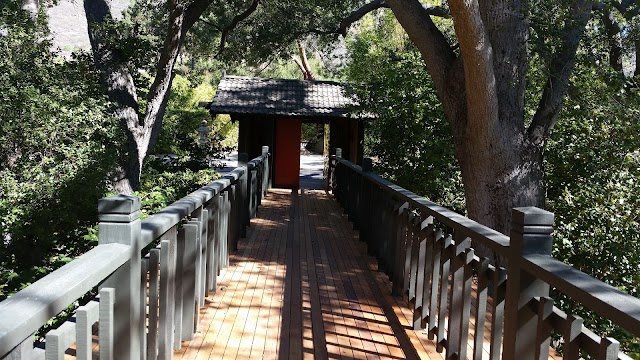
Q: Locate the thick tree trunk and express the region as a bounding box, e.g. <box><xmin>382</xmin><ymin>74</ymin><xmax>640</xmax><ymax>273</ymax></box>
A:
<box><xmin>386</xmin><ymin>0</ymin><xmax>590</xmax><ymax>246</ymax></box>
<box><xmin>85</xmin><ymin>0</ymin><xmax>213</xmax><ymax>193</ymax></box>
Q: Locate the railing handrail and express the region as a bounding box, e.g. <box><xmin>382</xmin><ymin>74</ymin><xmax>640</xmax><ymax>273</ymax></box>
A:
<box><xmin>140</xmin><ymin>168</ymin><xmax>246</xmax><ymax>247</ymax></box>
<box><xmin>332</xmin><ymin>156</ymin><xmax>510</xmax><ymax>251</ymax></box>
<box><xmin>0</xmin><ymin>243</ymin><xmax>130</xmax><ymax>355</ymax></box>
<box><xmin>523</xmin><ymin>253</ymin><xmax>640</xmax><ymax>337</ymax></box>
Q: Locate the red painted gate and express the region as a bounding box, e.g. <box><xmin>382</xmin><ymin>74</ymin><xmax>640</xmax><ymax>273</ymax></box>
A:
<box><xmin>274</xmin><ymin>118</ymin><xmax>301</xmax><ymax>188</ymax></box>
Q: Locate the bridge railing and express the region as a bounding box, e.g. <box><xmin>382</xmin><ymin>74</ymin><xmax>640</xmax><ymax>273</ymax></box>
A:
<box><xmin>0</xmin><ymin>148</ymin><xmax>271</xmax><ymax>360</ymax></box>
<box><xmin>331</xmin><ymin>150</ymin><xmax>640</xmax><ymax>360</ymax></box>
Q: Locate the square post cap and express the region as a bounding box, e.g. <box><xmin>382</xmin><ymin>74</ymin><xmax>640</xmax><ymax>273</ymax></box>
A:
<box><xmin>98</xmin><ymin>194</ymin><xmax>141</xmax><ymax>214</ymax></box>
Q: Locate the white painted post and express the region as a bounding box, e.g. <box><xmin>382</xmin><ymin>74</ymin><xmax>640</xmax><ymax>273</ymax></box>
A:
<box><xmin>503</xmin><ymin>207</ymin><xmax>554</xmax><ymax>359</ymax></box>
<box><xmin>98</xmin><ymin>195</ymin><xmax>142</xmax><ymax>360</ymax></box>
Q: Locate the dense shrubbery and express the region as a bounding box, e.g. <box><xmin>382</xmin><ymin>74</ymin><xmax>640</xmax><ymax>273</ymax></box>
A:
<box><xmin>545</xmin><ymin>61</ymin><xmax>640</xmax><ymax>354</ymax></box>
<box><xmin>0</xmin><ymin>8</ymin><xmax>122</xmax><ymax>298</ymax></box>
<box><xmin>0</xmin><ymin>7</ymin><xmax>233</xmax><ymax>300</ymax></box>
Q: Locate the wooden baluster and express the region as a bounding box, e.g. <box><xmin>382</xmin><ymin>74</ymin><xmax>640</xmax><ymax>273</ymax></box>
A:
<box><xmin>221</xmin><ymin>190</ymin><xmax>230</xmax><ymax>268</ymax></box>
<box><xmin>207</xmin><ymin>196</ymin><xmax>220</xmax><ymax>292</ymax></box>
<box><xmin>436</xmin><ymin>235</ymin><xmax>453</xmax><ymax>352</ymax></box>
<box><xmin>182</xmin><ymin>222</ymin><xmax>200</xmax><ymax>340</ymax></box>
<box><xmin>562</xmin><ymin>315</ymin><xmax>583</xmax><ymax>360</ymax></box>
<box><xmin>535</xmin><ymin>297</ymin><xmax>554</xmax><ymax>360</ymax></box>
<box><xmin>472</xmin><ymin>258</ymin><xmax>490</xmax><ymax>360</ymax></box>
<box><xmin>392</xmin><ymin>202</ymin><xmax>409</xmax><ymax>296</ymax></box>
<box><xmin>404</xmin><ymin>212</ymin><xmax>416</xmax><ymax>299</ymax></box>
<box><xmin>99</xmin><ymin>287</ymin><xmax>115</xmax><ymax>360</ymax></box>
<box><xmin>200</xmin><ymin>209</ymin><xmax>209</xmax><ymax>306</ymax></box>
<box><xmin>45</xmin><ymin>322</ymin><xmax>73</xmax><ymax>360</ymax></box>
<box><xmin>76</xmin><ymin>300</ymin><xmax>99</xmax><ymax>360</ymax></box>
<box><xmin>173</xmin><ymin>228</ymin><xmax>185</xmax><ymax>350</ymax></box>
<box><xmin>457</xmin><ymin>247</ymin><xmax>475</xmax><ymax>360</ymax></box>
<box><xmin>597</xmin><ymin>337</ymin><xmax>620</xmax><ymax>360</ymax></box>
<box><xmin>446</xmin><ymin>234</ymin><xmax>471</xmax><ymax>358</ymax></box>
<box><xmin>148</xmin><ymin>248</ymin><xmax>160</xmax><ymax>360</ymax></box>
<box><xmin>140</xmin><ymin>257</ymin><xmax>148</xmax><ymax>360</ymax></box>
<box><xmin>427</xmin><ymin>229</ymin><xmax>444</xmax><ymax>339</ymax></box>
<box><xmin>489</xmin><ymin>267</ymin><xmax>507</xmax><ymax>360</ymax></box>
<box><xmin>412</xmin><ymin>217</ymin><xmax>432</xmax><ymax>330</ymax></box>
<box><xmin>158</xmin><ymin>228</ymin><xmax>177</xmax><ymax>360</ymax></box>
<box><xmin>238</xmin><ymin>153</ymin><xmax>249</xmax><ymax>238</ymax></box>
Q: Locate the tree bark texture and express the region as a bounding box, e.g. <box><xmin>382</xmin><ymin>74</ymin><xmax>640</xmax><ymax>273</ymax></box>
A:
<box><xmin>85</xmin><ymin>0</ymin><xmax>213</xmax><ymax>193</ymax></box>
<box><xmin>386</xmin><ymin>0</ymin><xmax>591</xmax><ymax>244</ymax></box>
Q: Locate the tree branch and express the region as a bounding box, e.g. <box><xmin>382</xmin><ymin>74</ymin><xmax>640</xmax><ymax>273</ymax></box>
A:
<box><xmin>297</xmin><ymin>40</ymin><xmax>315</xmax><ymax>80</ymax></box>
<box><xmin>527</xmin><ymin>0</ymin><xmax>593</xmax><ymax>146</ymax></box>
<box><xmin>447</xmin><ymin>0</ymin><xmax>499</xmax><ymax>133</ymax></box>
<box><xmin>337</xmin><ymin>0</ymin><xmax>449</xmax><ymax>36</ymax></box>
<box><xmin>217</xmin><ymin>0</ymin><xmax>260</xmax><ymax>55</ymax></box>
<box><xmin>197</xmin><ymin>17</ymin><xmax>223</xmax><ymax>32</ymax></box>
<box><xmin>385</xmin><ymin>0</ymin><xmax>457</xmax><ymax>113</ymax></box>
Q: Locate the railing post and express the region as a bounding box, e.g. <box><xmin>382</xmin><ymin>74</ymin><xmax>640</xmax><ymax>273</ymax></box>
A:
<box><xmin>333</xmin><ymin>148</ymin><xmax>342</xmax><ymax>203</ymax></box>
<box><xmin>238</xmin><ymin>153</ymin><xmax>249</xmax><ymax>238</ymax></box>
<box><xmin>503</xmin><ymin>207</ymin><xmax>554</xmax><ymax>359</ymax></box>
<box><xmin>261</xmin><ymin>146</ymin><xmax>270</xmax><ymax>198</ymax></box>
<box><xmin>98</xmin><ymin>194</ymin><xmax>142</xmax><ymax>360</ymax></box>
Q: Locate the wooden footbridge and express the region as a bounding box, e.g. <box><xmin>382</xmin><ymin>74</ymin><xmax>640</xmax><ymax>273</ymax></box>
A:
<box><xmin>1</xmin><ymin>148</ymin><xmax>639</xmax><ymax>360</ymax></box>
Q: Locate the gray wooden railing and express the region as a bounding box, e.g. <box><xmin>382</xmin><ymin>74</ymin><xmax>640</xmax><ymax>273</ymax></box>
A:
<box><xmin>331</xmin><ymin>150</ymin><xmax>640</xmax><ymax>360</ymax></box>
<box><xmin>0</xmin><ymin>148</ymin><xmax>271</xmax><ymax>360</ymax></box>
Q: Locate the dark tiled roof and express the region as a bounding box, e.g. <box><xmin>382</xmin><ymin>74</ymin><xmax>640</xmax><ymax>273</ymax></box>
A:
<box><xmin>209</xmin><ymin>76</ymin><xmax>355</xmax><ymax>118</ymax></box>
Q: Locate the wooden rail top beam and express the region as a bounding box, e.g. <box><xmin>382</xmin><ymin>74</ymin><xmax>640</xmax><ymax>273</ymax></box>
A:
<box><xmin>332</xmin><ymin>156</ymin><xmax>510</xmax><ymax>252</ymax></box>
<box><xmin>0</xmin><ymin>243</ymin><xmax>130</xmax><ymax>355</ymax></box>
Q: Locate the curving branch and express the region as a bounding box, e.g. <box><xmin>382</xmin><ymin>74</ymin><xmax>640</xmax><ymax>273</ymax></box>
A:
<box><xmin>217</xmin><ymin>0</ymin><xmax>261</xmax><ymax>55</ymax></box>
<box><xmin>384</xmin><ymin>0</ymin><xmax>456</xmax><ymax>97</ymax></box>
<box><xmin>197</xmin><ymin>17</ymin><xmax>223</xmax><ymax>32</ymax></box>
<box><xmin>527</xmin><ymin>0</ymin><xmax>593</xmax><ymax>147</ymax></box>
<box><xmin>337</xmin><ymin>0</ymin><xmax>449</xmax><ymax>36</ymax></box>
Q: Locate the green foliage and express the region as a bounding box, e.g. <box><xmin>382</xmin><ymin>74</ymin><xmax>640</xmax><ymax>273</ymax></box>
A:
<box><xmin>343</xmin><ymin>12</ymin><xmax>464</xmax><ymax>212</ymax></box>
<box><xmin>544</xmin><ymin>38</ymin><xmax>640</xmax><ymax>353</ymax></box>
<box><xmin>137</xmin><ymin>166</ymin><xmax>220</xmax><ymax>218</ymax></box>
<box><xmin>152</xmin><ymin>74</ymin><xmax>237</xmax><ymax>161</ymax></box>
<box><xmin>0</xmin><ymin>5</ymin><xmax>123</xmax><ymax>299</ymax></box>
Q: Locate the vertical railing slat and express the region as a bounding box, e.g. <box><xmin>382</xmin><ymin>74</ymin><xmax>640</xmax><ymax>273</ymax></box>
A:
<box><xmin>472</xmin><ymin>258</ymin><xmax>490</xmax><ymax>360</ymax></box>
<box><xmin>99</xmin><ymin>287</ymin><xmax>115</xmax><ymax>360</ymax></box>
<box><xmin>76</xmin><ymin>300</ymin><xmax>99</xmax><ymax>360</ymax></box>
<box><xmin>489</xmin><ymin>268</ymin><xmax>507</xmax><ymax>360</ymax></box>
<box><xmin>427</xmin><ymin>229</ymin><xmax>444</xmax><ymax>339</ymax></box>
<box><xmin>148</xmin><ymin>248</ymin><xmax>160</xmax><ymax>360</ymax></box>
<box><xmin>458</xmin><ymin>248</ymin><xmax>474</xmax><ymax>360</ymax></box>
<box><xmin>158</xmin><ymin>227</ymin><xmax>177</xmax><ymax>360</ymax></box>
<box><xmin>140</xmin><ymin>257</ymin><xmax>149</xmax><ymax>360</ymax></box>
<box><xmin>535</xmin><ymin>297</ymin><xmax>554</xmax><ymax>360</ymax></box>
<box><xmin>562</xmin><ymin>315</ymin><xmax>583</xmax><ymax>360</ymax></box>
<box><xmin>200</xmin><ymin>209</ymin><xmax>209</xmax><ymax>306</ymax></box>
<box><xmin>437</xmin><ymin>235</ymin><xmax>453</xmax><ymax>352</ymax></box>
<box><xmin>182</xmin><ymin>221</ymin><xmax>200</xmax><ymax>340</ymax></box>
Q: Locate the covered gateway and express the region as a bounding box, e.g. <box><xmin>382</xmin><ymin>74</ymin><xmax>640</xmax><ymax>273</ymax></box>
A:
<box><xmin>208</xmin><ymin>75</ymin><xmax>365</xmax><ymax>189</ymax></box>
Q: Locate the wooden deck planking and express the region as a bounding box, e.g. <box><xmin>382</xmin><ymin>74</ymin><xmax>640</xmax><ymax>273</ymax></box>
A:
<box><xmin>173</xmin><ymin>188</ymin><xmax>561</xmax><ymax>360</ymax></box>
